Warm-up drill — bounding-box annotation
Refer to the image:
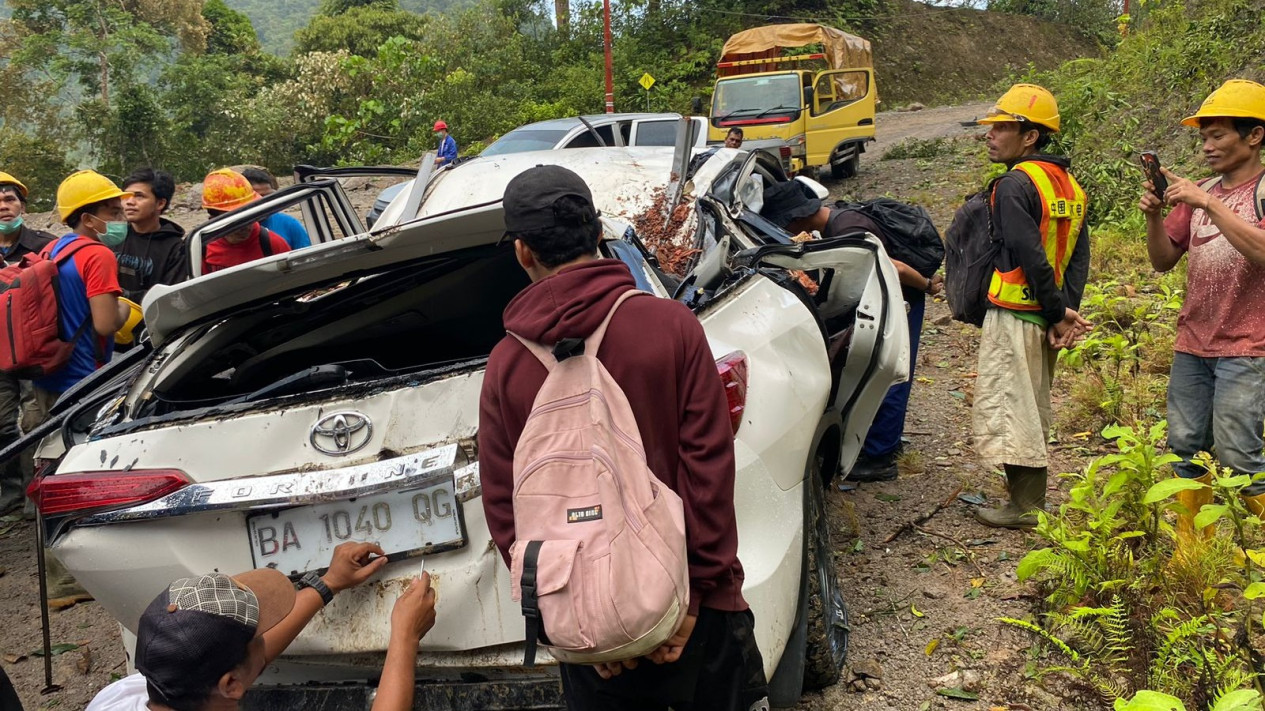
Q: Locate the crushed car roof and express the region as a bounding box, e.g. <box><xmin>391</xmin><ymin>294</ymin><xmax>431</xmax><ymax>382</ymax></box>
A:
<box><xmin>143</xmin><ymin>147</ymin><xmax>684</xmax><ymax>345</ymax></box>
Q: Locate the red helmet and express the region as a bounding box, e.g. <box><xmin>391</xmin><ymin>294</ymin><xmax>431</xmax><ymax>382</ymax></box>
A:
<box><xmin>433</xmin><ymin>120</ymin><xmax>448</xmax><ymax>132</ymax></box>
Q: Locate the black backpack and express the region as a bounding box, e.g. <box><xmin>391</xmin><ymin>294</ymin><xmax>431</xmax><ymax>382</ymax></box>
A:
<box><xmin>943</xmin><ymin>180</ymin><xmax>1003</xmax><ymax>327</ymax></box>
<box><xmin>831</xmin><ymin>198</ymin><xmax>944</xmax><ymax>278</ymax></box>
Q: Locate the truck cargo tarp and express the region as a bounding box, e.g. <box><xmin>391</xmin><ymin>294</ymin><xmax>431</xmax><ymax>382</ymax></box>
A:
<box><xmin>719</xmin><ymin>23</ymin><xmax>871</xmax><ymax>73</ymax></box>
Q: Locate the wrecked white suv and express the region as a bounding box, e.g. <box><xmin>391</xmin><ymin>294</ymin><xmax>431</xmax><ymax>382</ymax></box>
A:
<box><xmin>20</xmin><ymin>146</ymin><xmax>908</xmax><ymax>709</ymax></box>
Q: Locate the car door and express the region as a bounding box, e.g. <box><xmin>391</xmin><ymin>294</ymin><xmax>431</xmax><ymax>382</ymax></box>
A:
<box><xmin>710</xmin><ymin>150</ymin><xmax>909</xmax><ymax>472</ymax></box>
<box><xmin>737</xmin><ymin>236</ymin><xmax>909</xmax><ymax>473</ymax></box>
<box><xmin>804</xmin><ymin>68</ymin><xmax>876</xmax><ymax>168</ymax></box>
<box><xmin>294</xmin><ymin>164</ymin><xmax>418</xmax><ymax>234</ymax></box>
<box><xmin>186</xmin><ymin>178</ymin><xmax>362</xmax><ymax>278</ymax></box>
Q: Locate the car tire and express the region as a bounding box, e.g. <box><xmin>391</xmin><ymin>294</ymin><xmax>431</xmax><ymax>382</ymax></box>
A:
<box><xmin>802</xmin><ymin>449</ymin><xmax>850</xmax><ymax>690</ymax></box>
<box><xmin>831</xmin><ymin>152</ymin><xmax>860</xmax><ymax>180</ymax></box>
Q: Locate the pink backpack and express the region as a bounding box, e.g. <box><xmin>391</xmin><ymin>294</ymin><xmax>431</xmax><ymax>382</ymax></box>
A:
<box><xmin>508</xmin><ymin>290</ymin><xmax>689</xmax><ymax>666</ymax></box>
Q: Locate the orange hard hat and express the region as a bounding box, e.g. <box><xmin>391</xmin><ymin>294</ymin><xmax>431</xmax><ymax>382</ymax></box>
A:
<box><xmin>202</xmin><ymin>168</ymin><xmax>259</xmax><ymax>212</ymax></box>
<box><xmin>433</xmin><ymin>120</ymin><xmax>448</xmax><ymax>132</ymax></box>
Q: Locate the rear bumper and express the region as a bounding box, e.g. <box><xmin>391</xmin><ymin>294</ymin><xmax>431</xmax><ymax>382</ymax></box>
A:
<box><xmin>243</xmin><ymin>676</ymin><xmax>563</xmax><ymax>711</ymax></box>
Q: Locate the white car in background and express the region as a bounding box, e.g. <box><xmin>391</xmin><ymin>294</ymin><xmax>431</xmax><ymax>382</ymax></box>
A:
<box><xmin>17</xmin><ymin>146</ymin><xmax>908</xmax><ymax>710</ymax></box>
<box><xmin>364</xmin><ymin>113</ymin><xmax>710</xmax><ymax>226</ymax></box>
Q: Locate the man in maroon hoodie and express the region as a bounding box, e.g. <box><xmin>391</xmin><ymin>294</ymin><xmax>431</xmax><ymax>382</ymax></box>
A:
<box><xmin>478</xmin><ymin>165</ymin><xmax>768</xmax><ymax>711</ymax></box>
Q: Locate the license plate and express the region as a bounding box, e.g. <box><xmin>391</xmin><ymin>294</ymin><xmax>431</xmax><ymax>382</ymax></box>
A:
<box><xmin>247</xmin><ymin>478</ymin><xmax>465</xmax><ymax>576</ymax></box>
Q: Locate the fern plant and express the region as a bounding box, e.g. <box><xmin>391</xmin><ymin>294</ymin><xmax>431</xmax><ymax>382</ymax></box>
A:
<box><xmin>1007</xmin><ymin>423</ymin><xmax>1263</xmax><ymax>706</ymax></box>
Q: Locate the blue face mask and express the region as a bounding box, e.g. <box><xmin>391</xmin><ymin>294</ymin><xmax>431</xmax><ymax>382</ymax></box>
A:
<box><xmin>0</xmin><ymin>217</ymin><xmax>22</xmax><ymax>235</ymax></box>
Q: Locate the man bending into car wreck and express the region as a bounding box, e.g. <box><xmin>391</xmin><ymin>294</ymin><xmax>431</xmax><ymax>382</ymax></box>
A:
<box><xmin>761</xmin><ymin>180</ymin><xmax>942</xmax><ymax>483</ymax></box>
<box><xmin>478</xmin><ymin>165</ymin><xmax>769</xmax><ymax>711</ymax></box>
<box><xmin>85</xmin><ymin>543</ymin><xmax>437</xmax><ymax>711</ymax></box>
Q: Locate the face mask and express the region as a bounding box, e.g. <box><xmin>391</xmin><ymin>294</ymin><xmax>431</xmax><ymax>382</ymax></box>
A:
<box><xmin>0</xmin><ymin>217</ymin><xmax>23</xmax><ymax>235</ymax></box>
<box><xmin>94</xmin><ymin>218</ymin><xmax>129</xmax><ymax>247</ymax></box>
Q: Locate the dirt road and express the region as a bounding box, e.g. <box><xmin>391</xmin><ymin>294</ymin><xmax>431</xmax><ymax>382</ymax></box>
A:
<box><xmin>870</xmin><ymin>102</ymin><xmax>992</xmax><ymax>156</ymax></box>
<box><xmin>0</xmin><ymin>104</ymin><xmax>1080</xmax><ymax>711</ymax></box>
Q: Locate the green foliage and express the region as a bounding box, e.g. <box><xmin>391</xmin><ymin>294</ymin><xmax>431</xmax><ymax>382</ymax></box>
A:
<box><xmin>882</xmin><ymin>137</ymin><xmax>960</xmax><ymax>161</ymax></box>
<box><xmin>1057</xmin><ymin>260</ymin><xmax>1182</xmax><ymax>431</ymax></box>
<box><xmin>294</xmin><ymin>5</ymin><xmax>430</xmax><ymax>56</ymax></box>
<box><xmin>223</xmin><ymin>0</ymin><xmax>468</xmax><ymax>54</ymax></box>
<box><xmin>319</xmin><ymin>0</ymin><xmax>399</xmax><ymax>14</ymax></box>
<box><xmin>1008</xmin><ymin>423</ymin><xmax>1264</xmax><ymax>706</ymax></box>
<box><xmin>0</xmin><ymin>129</ymin><xmax>74</xmax><ymax>212</ymax></box>
<box><xmin>987</xmin><ymin>0</ymin><xmax>1121</xmax><ymax>44</ymax></box>
<box><xmin>203</xmin><ymin>0</ymin><xmax>261</xmax><ymax>55</ymax></box>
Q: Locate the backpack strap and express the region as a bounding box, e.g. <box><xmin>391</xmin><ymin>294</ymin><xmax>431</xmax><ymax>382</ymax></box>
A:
<box><xmin>584</xmin><ymin>289</ymin><xmax>646</xmax><ymax>354</ymax></box>
<box><xmin>506</xmin><ymin>289</ymin><xmax>648</xmax><ymax>371</ymax></box>
<box><xmin>1198</xmin><ymin>174</ymin><xmax>1265</xmax><ymax>220</ymax></box>
<box><xmin>506</xmin><ymin>333</ymin><xmax>559</xmax><ymax>372</ymax></box>
<box><xmin>41</xmin><ymin>237</ymin><xmax>104</xmax><ymax>354</ymax></box>
<box><xmin>42</xmin><ymin>237</ymin><xmax>97</xmax><ymax>265</ymax></box>
<box><xmin>259</xmin><ymin>225</ymin><xmax>274</xmax><ymax>257</ymax></box>
<box><xmin>519</xmin><ymin>540</ymin><xmax>545</xmax><ymax>667</ymax></box>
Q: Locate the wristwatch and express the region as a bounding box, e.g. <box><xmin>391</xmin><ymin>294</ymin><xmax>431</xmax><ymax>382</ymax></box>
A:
<box><xmin>296</xmin><ymin>571</ymin><xmax>335</xmax><ymax>606</ymax></box>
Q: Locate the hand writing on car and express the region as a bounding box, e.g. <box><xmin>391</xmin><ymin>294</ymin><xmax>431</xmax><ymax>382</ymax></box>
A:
<box><xmin>321</xmin><ymin>541</ymin><xmax>389</xmax><ymax>593</ymax></box>
<box><xmin>391</xmin><ymin>572</ymin><xmax>438</xmax><ymax>644</ymax></box>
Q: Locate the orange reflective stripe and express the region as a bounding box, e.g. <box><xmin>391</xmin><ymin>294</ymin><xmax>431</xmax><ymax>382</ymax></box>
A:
<box><xmin>988</xmin><ymin>267</ymin><xmax>1041</xmax><ymax>311</ymax></box>
<box><xmin>989</xmin><ymin>161</ymin><xmax>1086</xmax><ymax>311</ymax></box>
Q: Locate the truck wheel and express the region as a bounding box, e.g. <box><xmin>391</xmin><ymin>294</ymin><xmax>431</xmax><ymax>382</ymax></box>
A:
<box><xmin>831</xmin><ymin>152</ymin><xmax>860</xmax><ymax>180</ymax></box>
<box><xmin>802</xmin><ymin>450</ymin><xmax>850</xmax><ymax>689</ymax></box>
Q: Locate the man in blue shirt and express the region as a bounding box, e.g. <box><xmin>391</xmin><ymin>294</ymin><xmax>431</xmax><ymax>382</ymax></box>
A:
<box><xmin>242</xmin><ymin>166</ymin><xmax>311</xmax><ymax>249</ymax></box>
<box><xmin>434</xmin><ymin>120</ymin><xmax>458</xmax><ymax>168</ymax></box>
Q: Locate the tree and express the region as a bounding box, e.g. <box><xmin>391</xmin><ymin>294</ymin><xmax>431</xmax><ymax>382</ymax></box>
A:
<box><xmin>203</xmin><ymin>0</ymin><xmax>260</xmax><ymax>55</ymax></box>
<box><xmin>318</xmin><ymin>0</ymin><xmax>400</xmax><ymax>15</ymax></box>
<box><xmin>294</xmin><ymin>5</ymin><xmax>430</xmax><ymax>56</ymax></box>
<box><xmin>555</xmin><ymin>0</ymin><xmax>569</xmax><ymax>30</ymax></box>
<box><xmin>9</xmin><ymin>0</ymin><xmax>173</xmax><ymax>110</ymax></box>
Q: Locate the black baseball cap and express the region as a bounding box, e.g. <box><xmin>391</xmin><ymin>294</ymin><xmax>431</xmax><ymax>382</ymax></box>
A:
<box><xmin>761</xmin><ymin>180</ymin><xmax>823</xmax><ymax>228</ymax></box>
<box><xmin>502</xmin><ymin>165</ymin><xmax>597</xmax><ymax>233</ymax></box>
<box><xmin>135</xmin><ymin>569</ymin><xmax>295</xmax><ymax>706</ymax></box>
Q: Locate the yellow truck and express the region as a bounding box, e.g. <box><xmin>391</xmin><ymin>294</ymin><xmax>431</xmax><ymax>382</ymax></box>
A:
<box><xmin>708</xmin><ymin>23</ymin><xmax>877</xmax><ymax>179</ymax></box>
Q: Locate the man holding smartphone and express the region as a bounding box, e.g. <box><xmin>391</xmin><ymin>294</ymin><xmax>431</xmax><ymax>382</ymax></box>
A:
<box><xmin>1139</xmin><ymin>79</ymin><xmax>1265</xmax><ymax>558</ymax></box>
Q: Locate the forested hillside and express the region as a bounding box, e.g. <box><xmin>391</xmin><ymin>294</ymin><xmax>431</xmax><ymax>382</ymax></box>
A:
<box><xmin>223</xmin><ymin>0</ymin><xmax>472</xmax><ymax>53</ymax></box>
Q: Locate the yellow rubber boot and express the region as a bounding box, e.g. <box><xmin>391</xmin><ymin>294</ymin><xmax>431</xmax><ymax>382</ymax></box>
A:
<box><xmin>1244</xmin><ymin>491</ymin><xmax>1265</xmax><ymax>518</ymax></box>
<box><xmin>1173</xmin><ymin>472</ymin><xmax>1214</xmax><ymax>560</ymax></box>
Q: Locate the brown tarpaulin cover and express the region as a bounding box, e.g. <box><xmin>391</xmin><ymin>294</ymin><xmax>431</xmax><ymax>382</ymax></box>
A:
<box><xmin>719</xmin><ymin>23</ymin><xmax>872</xmax><ymax>73</ymax></box>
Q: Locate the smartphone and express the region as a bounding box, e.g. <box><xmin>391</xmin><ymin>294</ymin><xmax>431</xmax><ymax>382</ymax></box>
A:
<box><xmin>1140</xmin><ymin>151</ymin><xmax>1167</xmax><ymax>199</ymax></box>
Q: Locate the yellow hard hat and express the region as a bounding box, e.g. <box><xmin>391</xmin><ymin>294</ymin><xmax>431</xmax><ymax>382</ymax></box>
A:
<box><xmin>202</xmin><ymin>169</ymin><xmax>259</xmax><ymax>212</ymax></box>
<box><xmin>0</xmin><ymin>172</ymin><xmax>29</xmax><ymax>199</ymax></box>
<box><xmin>1182</xmin><ymin>79</ymin><xmax>1265</xmax><ymax>127</ymax></box>
<box><xmin>115</xmin><ymin>297</ymin><xmax>144</xmax><ymax>346</ymax></box>
<box><xmin>977</xmin><ymin>83</ymin><xmax>1061</xmax><ymax>132</ymax></box>
<box><xmin>55</xmin><ymin>170</ymin><xmax>131</xmax><ymax>223</ymax></box>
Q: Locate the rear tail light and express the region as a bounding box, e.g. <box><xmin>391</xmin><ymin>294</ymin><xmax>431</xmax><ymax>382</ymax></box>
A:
<box><xmin>780</xmin><ymin>146</ymin><xmax>793</xmax><ymax>158</ymax></box>
<box><xmin>716</xmin><ymin>351</ymin><xmax>749</xmax><ymax>435</ymax></box>
<box><xmin>27</xmin><ymin>470</ymin><xmax>191</xmax><ymax>517</ymax></box>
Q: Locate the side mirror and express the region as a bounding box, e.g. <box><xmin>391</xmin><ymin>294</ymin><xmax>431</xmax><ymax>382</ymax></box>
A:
<box><xmin>691</xmin><ymin>97</ymin><xmax>704</xmax><ymax>114</ymax></box>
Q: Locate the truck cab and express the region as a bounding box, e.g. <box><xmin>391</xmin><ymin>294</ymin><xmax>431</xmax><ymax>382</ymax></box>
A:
<box><xmin>707</xmin><ymin>24</ymin><xmax>877</xmax><ymax>180</ymax></box>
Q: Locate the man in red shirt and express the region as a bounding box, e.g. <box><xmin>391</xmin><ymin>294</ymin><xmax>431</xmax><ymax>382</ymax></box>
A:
<box><xmin>33</xmin><ymin>169</ymin><xmax>133</xmax><ymax>607</ymax></box>
<box><xmin>200</xmin><ymin>169</ymin><xmax>290</xmax><ymax>273</ymax></box>
<box><xmin>1140</xmin><ymin>79</ymin><xmax>1265</xmax><ymax>556</ymax></box>
<box><xmin>478</xmin><ymin>166</ymin><xmax>767</xmax><ymax>710</ymax></box>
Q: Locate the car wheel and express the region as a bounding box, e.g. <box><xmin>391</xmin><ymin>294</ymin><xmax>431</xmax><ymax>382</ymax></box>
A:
<box><xmin>802</xmin><ymin>451</ymin><xmax>850</xmax><ymax>690</ymax></box>
<box><xmin>831</xmin><ymin>152</ymin><xmax>860</xmax><ymax>180</ymax></box>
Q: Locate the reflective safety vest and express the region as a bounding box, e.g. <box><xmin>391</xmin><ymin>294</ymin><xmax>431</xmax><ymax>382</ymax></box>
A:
<box><xmin>987</xmin><ymin>160</ymin><xmax>1086</xmax><ymax>312</ymax></box>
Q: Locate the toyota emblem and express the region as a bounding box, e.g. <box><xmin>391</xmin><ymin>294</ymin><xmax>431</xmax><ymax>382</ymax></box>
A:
<box><xmin>310</xmin><ymin>412</ymin><xmax>373</xmax><ymax>455</ymax></box>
